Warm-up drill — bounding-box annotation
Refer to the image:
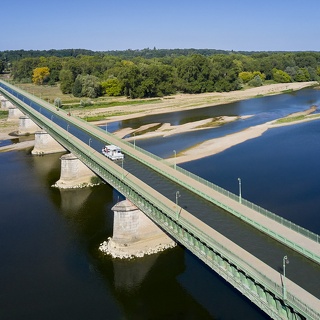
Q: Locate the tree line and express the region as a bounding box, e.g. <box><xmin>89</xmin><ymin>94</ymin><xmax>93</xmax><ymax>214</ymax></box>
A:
<box><xmin>1</xmin><ymin>49</ymin><xmax>320</xmax><ymax>99</ymax></box>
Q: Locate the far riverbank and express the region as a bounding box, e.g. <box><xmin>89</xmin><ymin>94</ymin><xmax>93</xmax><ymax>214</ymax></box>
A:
<box><xmin>88</xmin><ymin>81</ymin><xmax>318</xmax><ymax>124</ymax></box>
<box><xmin>0</xmin><ymin>81</ymin><xmax>318</xmax><ymax>156</ymax></box>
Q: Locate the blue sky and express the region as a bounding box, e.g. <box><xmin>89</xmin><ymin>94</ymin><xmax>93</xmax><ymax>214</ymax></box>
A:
<box><xmin>1</xmin><ymin>0</ymin><xmax>319</xmax><ymax>52</ymax></box>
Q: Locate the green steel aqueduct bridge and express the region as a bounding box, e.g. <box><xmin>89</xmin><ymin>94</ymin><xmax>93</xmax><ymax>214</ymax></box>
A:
<box><xmin>1</xmin><ymin>80</ymin><xmax>320</xmax><ymax>320</ymax></box>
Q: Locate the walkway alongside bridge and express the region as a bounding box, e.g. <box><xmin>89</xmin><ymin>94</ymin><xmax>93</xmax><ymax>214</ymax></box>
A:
<box><xmin>1</xmin><ymin>80</ymin><xmax>320</xmax><ymax>320</ymax></box>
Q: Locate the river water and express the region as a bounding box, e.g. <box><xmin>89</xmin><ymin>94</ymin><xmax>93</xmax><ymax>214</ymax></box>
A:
<box><xmin>1</xmin><ymin>88</ymin><xmax>320</xmax><ymax>319</ymax></box>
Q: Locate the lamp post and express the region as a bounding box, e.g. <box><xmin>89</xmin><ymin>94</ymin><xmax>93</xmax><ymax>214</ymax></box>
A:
<box><xmin>105</xmin><ymin>123</ymin><xmax>108</xmax><ymax>132</ymax></box>
<box><xmin>238</xmin><ymin>178</ymin><xmax>242</xmax><ymax>203</ymax></box>
<box><xmin>66</xmin><ymin>124</ymin><xmax>70</xmax><ymax>141</ymax></box>
<box><xmin>175</xmin><ymin>191</ymin><xmax>180</xmax><ymax>219</ymax></box>
<box><xmin>121</xmin><ymin>157</ymin><xmax>124</xmax><ymax>179</ymax></box>
<box><xmin>51</xmin><ymin>114</ymin><xmax>54</xmax><ymax>121</ymax></box>
<box><xmin>173</xmin><ymin>150</ymin><xmax>176</xmax><ymax>170</ymax></box>
<box><xmin>133</xmin><ymin>133</ymin><xmax>136</xmax><ymax>149</ymax></box>
<box><xmin>89</xmin><ymin>138</ymin><xmax>92</xmax><ymax>147</ymax></box>
<box><xmin>283</xmin><ymin>255</ymin><xmax>289</xmax><ymax>300</ymax></box>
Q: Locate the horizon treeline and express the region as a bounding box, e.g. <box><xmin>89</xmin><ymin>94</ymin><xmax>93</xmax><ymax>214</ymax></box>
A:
<box><xmin>0</xmin><ymin>48</ymin><xmax>319</xmax><ymax>99</ymax></box>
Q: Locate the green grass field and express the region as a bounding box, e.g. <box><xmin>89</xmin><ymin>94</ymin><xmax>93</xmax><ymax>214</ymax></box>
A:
<box><xmin>14</xmin><ymin>83</ymin><xmax>161</xmax><ymax>112</ymax></box>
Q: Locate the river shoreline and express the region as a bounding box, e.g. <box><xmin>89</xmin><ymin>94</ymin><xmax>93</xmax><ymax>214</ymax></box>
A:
<box><xmin>89</xmin><ymin>81</ymin><xmax>318</xmax><ymax>124</ymax></box>
<box><xmin>0</xmin><ymin>82</ymin><xmax>318</xmax><ymax>156</ymax></box>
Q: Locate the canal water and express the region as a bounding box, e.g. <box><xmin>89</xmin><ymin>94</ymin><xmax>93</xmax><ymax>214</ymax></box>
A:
<box><xmin>1</xmin><ymin>88</ymin><xmax>320</xmax><ymax>319</ymax></box>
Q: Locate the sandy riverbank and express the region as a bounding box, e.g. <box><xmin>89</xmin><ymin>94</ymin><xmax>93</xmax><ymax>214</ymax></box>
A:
<box><xmin>0</xmin><ymin>82</ymin><xmax>318</xmax><ymax>156</ymax></box>
<box><xmin>0</xmin><ymin>119</ymin><xmax>35</xmax><ymax>152</ymax></box>
<box><xmin>88</xmin><ymin>81</ymin><xmax>318</xmax><ymax>124</ymax></box>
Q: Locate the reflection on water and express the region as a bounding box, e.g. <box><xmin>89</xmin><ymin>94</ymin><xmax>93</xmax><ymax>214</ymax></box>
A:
<box><xmin>112</xmin><ymin>254</ymin><xmax>161</xmax><ymax>292</ymax></box>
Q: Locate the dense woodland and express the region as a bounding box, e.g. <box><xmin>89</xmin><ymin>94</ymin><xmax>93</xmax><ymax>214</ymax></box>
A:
<box><xmin>0</xmin><ymin>49</ymin><xmax>319</xmax><ymax>99</ymax></box>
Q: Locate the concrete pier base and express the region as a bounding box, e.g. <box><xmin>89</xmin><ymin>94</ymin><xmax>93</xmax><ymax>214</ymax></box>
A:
<box><xmin>7</xmin><ymin>107</ymin><xmax>24</xmax><ymax>121</ymax></box>
<box><xmin>0</xmin><ymin>98</ymin><xmax>14</xmax><ymax>110</ymax></box>
<box><xmin>17</xmin><ymin>115</ymin><xmax>41</xmax><ymax>135</ymax></box>
<box><xmin>99</xmin><ymin>199</ymin><xmax>176</xmax><ymax>259</ymax></box>
<box><xmin>53</xmin><ymin>153</ymin><xmax>100</xmax><ymax>189</ymax></box>
<box><xmin>31</xmin><ymin>130</ymin><xmax>66</xmax><ymax>155</ymax></box>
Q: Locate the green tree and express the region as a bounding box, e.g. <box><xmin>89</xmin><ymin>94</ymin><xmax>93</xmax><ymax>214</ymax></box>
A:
<box><xmin>210</xmin><ymin>55</ymin><xmax>241</xmax><ymax>92</ymax></box>
<box><xmin>294</xmin><ymin>68</ymin><xmax>310</xmax><ymax>82</ymax></box>
<box><xmin>232</xmin><ymin>59</ymin><xmax>244</xmax><ymax>74</ymax></box>
<box><xmin>284</xmin><ymin>66</ymin><xmax>297</xmax><ymax>79</ymax></box>
<box><xmin>101</xmin><ymin>78</ymin><xmax>122</xmax><ymax>96</ymax></box>
<box><xmin>252</xmin><ymin>71</ymin><xmax>266</xmax><ymax>80</ymax></box>
<box><xmin>72</xmin><ymin>74</ymin><xmax>101</xmax><ymax>98</ymax></box>
<box><xmin>54</xmin><ymin>97</ymin><xmax>62</xmax><ymax>108</ymax></box>
<box><xmin>0</xmin><ymin>60</ymin><xmax>4</xmax><ymax>73</ymax></box>
<box><xmin>307</xmin><ymin>67</ymin><xmax>318</xmax><ymax>81</ymax></box>
<box><xmin>38</xmin><ymin>56</ymin><xmax>62</xmax><ymax>83</ymax></box>
<box><xmin>248</xmin><ymin>75</ymin><xmax>263</xmax><ymax>87</ymax></box>
<box><xmin>138</xmin><ymin>63</ymin><xmax>175</xmax><ymax>97</ymax></box>
<box><xmin>238</xmin><ymin>55</ymin><xmax>259</xmax><ymax>72</ymax></box>
<box><xmin>72</xmin><ymin>76</ymin><xmax>83</xmax><ymax>97</ymax></box>
<box><xmin>118</xmin><ymin>64</ymin><xmax>142</xmax><ymax>98</ymax></box>
<box><xmin>81</xmin><ymin>74</ymin><xmax>101</xmax><ymax>98</ymax></box>
<box><xmin>175</xmin><ymin>54</ymin><xmax>213</xmax><ymax>93</ymax></box>
<box><xmin>239</xmin><ymin>71</ymin><xmax>254</xmax><ymax>83</ymax></box>
<box><xmin>59</xmin><ymin>69</ymin><xmax>74</xmax><ymax>94</ymax></box>
<box><xmin>63</xmin><ymin>58</ymin><xmax>83</xmax><ymax>79</ymax></box>
<box><xmin>272</xmin><ymin>68</ymin><xmax>291</xmax><ymax>83</ymax></box>
<box><xmin>294</xmin><ymin>53</ymin><xmax>317</xmax><ymax>68</ymax></box>
<box><xmin>12</xmin><ymin>58</ymin><xmax>40</xmax><ymax>82</ymax></box>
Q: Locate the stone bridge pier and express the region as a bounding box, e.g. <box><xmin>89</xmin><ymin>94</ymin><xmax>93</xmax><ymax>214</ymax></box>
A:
<box><xmin>0</xmin><ymin>97</ymin><xmax>14</xmax><ymax>110</ymax></box>
<box><xmin>100</xmin><ymin>199</ymin><xmax>176</xmax><ymax>258</ymax></box>
<box><xmin>32</xmin><ymin>130</ymin><xmax>66</xmax><ymax>155</ymax></box>
<box><xmin>7</xmin><ymin>107</ymin><xmax>24</xmax><ymax>121</ymax></box>
<box><xmin>17</xmin><ymin>115</ymin><xmax>41</xmax><ymax>135</ymax></box>
<box><xmin>53</xmin><ymin>153</ymin><xmax>99</xmax><ymax>189</ymax></box>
